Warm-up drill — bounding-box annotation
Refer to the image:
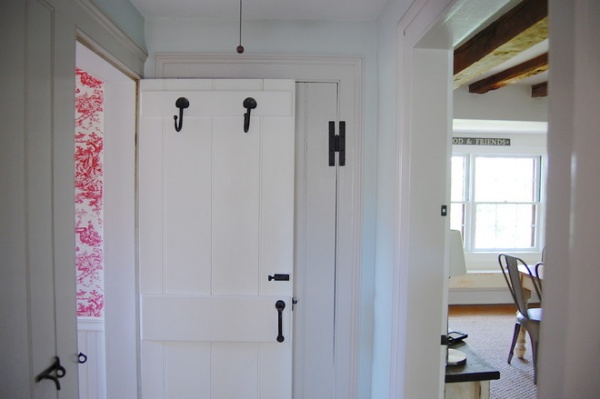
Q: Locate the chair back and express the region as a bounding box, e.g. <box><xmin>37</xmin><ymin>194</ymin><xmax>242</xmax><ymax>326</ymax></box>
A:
<box><xmin>533</xmin><ymin>262</ymin><xmax>544</xmax><ymax>294</ymax></box>
<box><xmin>498</xmin><ymin>254</ymin><xmax>542</xmax><ymax>317</ymax></box>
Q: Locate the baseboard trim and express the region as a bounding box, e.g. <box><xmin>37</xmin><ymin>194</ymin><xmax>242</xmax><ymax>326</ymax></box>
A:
<box><xmin>449</xmin><ymin>287</ymin><xmax>513</xmax><ymax>305</ymax></box>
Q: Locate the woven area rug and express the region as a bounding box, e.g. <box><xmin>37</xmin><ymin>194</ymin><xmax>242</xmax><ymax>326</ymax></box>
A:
<box><xmin>449</xmin><ymin>314</ymin><xmax>538</xmax><ymax>399</ymax></box>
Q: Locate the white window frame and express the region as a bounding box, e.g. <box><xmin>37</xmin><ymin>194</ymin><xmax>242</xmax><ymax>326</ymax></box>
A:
<box><xmin>451</xmin><ymin>132</ymin><xmax>547</xmax><ymax>270</ymax></box>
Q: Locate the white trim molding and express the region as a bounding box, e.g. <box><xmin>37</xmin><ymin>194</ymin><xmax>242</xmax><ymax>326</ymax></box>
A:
<box><xmin>76</xmin><ymin>0</ymin><xmax>147</xmax><ymax>77</ymax></box>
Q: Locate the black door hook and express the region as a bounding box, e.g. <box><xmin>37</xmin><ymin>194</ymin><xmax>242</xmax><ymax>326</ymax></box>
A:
<box><xmin>243</xmin><ymin>97</ymin><xmax>257</xmax><ymax>133</ymax></box>
<box><xmin>173</xmin><ymin>97</ymin><xmax>190</xmax><ymax>132</ymax></box>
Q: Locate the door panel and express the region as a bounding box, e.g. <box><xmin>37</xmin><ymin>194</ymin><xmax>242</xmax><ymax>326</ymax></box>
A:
<box><xmin>142</xmin><ymin>296</ymin><xmax>291</xmax><ymax>342</ymax></box>
<box><xmin>139</xmin><ymin>79</ymin><xmax>295</xmax><ymax>399</ymax></box>
<box><xmin>163</xmin><ymin>116</ymin><xmax>212</xmax><ymax>294</ymax></box>
<box><xmin>293</xmin><ymin>82</ymin><xmax>338</xmax><ymax>399</ymax></box>
<box><xmin>212</xmin><ymin>117</ymin><xmax>261</xmax><ymax>295</ymax></box>
<box><xmin>1</xmin><ymin>1</ymin><xmax>80</xmax><ymax>396</ymax></box>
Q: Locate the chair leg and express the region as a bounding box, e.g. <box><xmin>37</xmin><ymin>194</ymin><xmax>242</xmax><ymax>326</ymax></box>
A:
<box><xmin>530</xmin><ymin>335</ymin><xmax>538</xmax><ymax>384</ymax></box>
<box><xmin>508</xmin><ymin>323</ymin><xmax>521</xmax><ymax>364</ymax></box>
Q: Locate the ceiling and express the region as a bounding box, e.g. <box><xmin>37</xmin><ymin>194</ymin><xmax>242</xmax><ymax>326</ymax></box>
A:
<box><xmin>130</xmin><ymin>0</ymin><xmax>548</xmax><ymax>96</ymax></box>
<box><xmin>129</xmin><ymin>0</ymin><xmax>389</xmax><ymax>22</ymax></box>
<box><xmin>453</xmin><ymin>0</ymin><xmax>549</xmax><ymax>96</ymax></box>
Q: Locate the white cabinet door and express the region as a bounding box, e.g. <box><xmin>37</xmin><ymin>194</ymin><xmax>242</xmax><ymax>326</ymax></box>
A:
<box><xmin>139</xmin><ymin>79</ymin><xmax>295</xmax><ymax>399</ymax></box>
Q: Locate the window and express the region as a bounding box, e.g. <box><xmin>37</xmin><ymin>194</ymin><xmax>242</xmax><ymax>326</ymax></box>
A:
<box><xmin>451</xmin><ymin>155</ymin><xmax>543</xmax><ymax>252</ymax></box>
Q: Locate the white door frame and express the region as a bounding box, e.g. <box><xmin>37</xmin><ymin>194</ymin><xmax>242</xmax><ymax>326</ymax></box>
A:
<box><xmin>76</xmin><ymin>40</ymin><xmax>139</xmax><ymax>399</ymax></box>
<box><xmin>150</xmin><ymin>53</ymin><xmax>363</xmax><ymax>398</ymax></box>
<box><xmin>391</xmin><ymin>1</ymin><xmax>520</xmax><ymax>398</ymax></box>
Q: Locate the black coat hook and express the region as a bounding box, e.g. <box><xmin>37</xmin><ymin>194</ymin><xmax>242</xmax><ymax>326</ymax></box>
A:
<box><xmin>243</xmin><ymin>97</ymin><xmax>257</xmax><ymax>133</ymax></box>
<box><xmin>173</xmin><ymin>97</ymin><xmax>190</xmax><ymax>132</ymax></box>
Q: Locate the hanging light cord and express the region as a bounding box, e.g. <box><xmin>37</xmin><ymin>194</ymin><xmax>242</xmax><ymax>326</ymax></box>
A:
<box><xmin>237</xmin><ymin>0</ymin><xmax>245</xmax><ymax>54</ymax></box>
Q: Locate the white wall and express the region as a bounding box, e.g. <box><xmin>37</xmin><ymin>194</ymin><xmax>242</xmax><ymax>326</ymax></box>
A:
<box><xmin>144</xmin><ymin>18</ymin><xmax>377</xmax><ymax>75</ymax></box>
<box><xmin>91</xmin><ymin>0</ymin><xmax>146</xmax><ymax>48</ymax></box>
<box><xmin>454</xmin><ymin>85</ymin><xmax>548</xmax><ymax>122</ymax></box>
<box><xmin>539</xmin><ymin>1</ymin><xmax>600</xmax><ymax>396</ymax></box>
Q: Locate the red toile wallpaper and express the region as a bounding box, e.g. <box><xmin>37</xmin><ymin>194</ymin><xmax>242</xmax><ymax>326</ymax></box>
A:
<box><xmin>75</xmin><ymin>67</ymin><xmax>104</xmax><ymax>318</ymax></box>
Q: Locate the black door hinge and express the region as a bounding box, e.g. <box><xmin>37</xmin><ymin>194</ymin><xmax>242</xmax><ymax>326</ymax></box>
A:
<box><xmin>329</xmin><ymin>121</ymin><xmax>346</xmax><ymax>167</ymax></box>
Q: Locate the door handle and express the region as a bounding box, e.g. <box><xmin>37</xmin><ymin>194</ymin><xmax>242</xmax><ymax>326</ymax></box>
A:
<box><xmin>275</xmin><ymin>300</ymin><xmax>286</xmax><ymax>343</ymax></box>
<box><xmin>35</xmin><ymin>356</ymin><xmax>66</xmax><ymax>391</ymax></box>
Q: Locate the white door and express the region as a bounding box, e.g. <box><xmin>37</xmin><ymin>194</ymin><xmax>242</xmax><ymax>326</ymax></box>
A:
<box><xmin>139</xmin><ymin>79</ymin><xmax>295</xmax><ymax>399</ymax></box>
<box><xmin>1</xmin><ymin>1</ymin><xmax>79</xmax><ymax>396</ymax></box>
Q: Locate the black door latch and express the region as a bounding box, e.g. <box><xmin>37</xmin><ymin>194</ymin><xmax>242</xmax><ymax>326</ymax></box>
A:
<box><xmin>35</xmin><ymin>356</ymin><xmax>66</xmax><ymax>391</ymax></box>
<box><xmin>268</xmin><ymin>274</ymin><xmax>290</xmax><ymax>281</ymax></box>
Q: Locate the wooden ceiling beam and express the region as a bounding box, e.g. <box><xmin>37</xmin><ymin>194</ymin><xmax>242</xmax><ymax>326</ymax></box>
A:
<box><xmin>531</xmin><ymin>81</ymin><xmax>548</xmax><ymax>97</ymax></box>
<box><xmin>469</xmin><ymin>53</ymin><xmax>548</xmax><ymax>94</ymax></box>
<box><xmin>453</xmin><ymin>0</ymin><xmax>548</xmax><ymax>89</ymax></box>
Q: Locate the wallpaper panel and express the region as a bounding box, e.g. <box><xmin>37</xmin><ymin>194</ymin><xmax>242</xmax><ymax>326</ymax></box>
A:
<box><xmin>75</xmin><ymin>67</ymin><xmax>105</xmax><ymax>318</ymax></box>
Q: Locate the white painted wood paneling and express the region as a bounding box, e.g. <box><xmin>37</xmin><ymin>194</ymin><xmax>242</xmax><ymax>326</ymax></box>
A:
<box><xmin>212</xmin><ymin>117</ymin><xmax>261</xmax><ymax>295</ymax></box>
<box><xmin>141</xmin><ymin>91</ymin><xmax>293</xmax><ymax>117</ymax></box>
<box><xmin>141</xmin><ymin>296</ymin><xmax>292</xmax><ymax>341</ymax></box>
<box><xmin>77</xmin><ymin>319</ymin><xmax>106</xmax><ymax>399</ymax></box>
<box><xmin>163</xmin><ymin>116</ymin><xmax>213</xmax><ymax>294</ymax></box>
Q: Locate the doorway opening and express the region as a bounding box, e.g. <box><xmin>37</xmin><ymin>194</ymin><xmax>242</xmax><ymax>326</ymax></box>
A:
<box><xmin>75</xmin><ymin>41</ymin><xmax>138</xmax><ymax>399</ymax></box>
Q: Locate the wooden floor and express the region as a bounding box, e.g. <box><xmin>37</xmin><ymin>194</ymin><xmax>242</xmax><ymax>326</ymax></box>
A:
<box><xmin>449</xmin><ymin>304</ymin><xmax>516</xmax><ymax>317</ymax></box>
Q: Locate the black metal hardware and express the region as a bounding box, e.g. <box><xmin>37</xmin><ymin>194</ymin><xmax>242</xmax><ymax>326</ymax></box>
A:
<box><xmin>268</xmin><ymin>274</ymin><xmax>290</xmax><ymax>281</ymax></box>
<box><xmin>329</xmin><ymin>121</ymin><xmax>346</xmax><ymax>166</ymax></box>
<box><xmin>243</xmin><ymin>97</ymin><xmax>257</xmax><ymax>133</ymax></box>
<box><xmin>292</xmin><ymin>297</ymin><xmax>298</xmax><ymax>311</ymax></box>
<box><xmin>275</xmin><ymin>300</ymin><xmax>286</xmax><ymax>343</ymax></box>
<box><xmin>173</xmin><ymin>97</ymin><xmax>190</xmax><ymax>132</ymax></box>
<box><xmin>35</xmin><ymin>356</ymin><xmax>66</xmax><ymax>391</ymax></box>
<box><xmin>441</xmin><ymin>335</ymin><xmax>449</xmax><ymax>346</ymax></box>
<box><xmin>237</xmin><ymin>0</ymin><xmax>245</xmax><ymax>54</ymax></box>
<box><xmin>78</xmin><ymin>352</ymin><xmax>88</xmax><ymax>364</ymax></box>
<box><xmin>441</xmin><ymin>205</ymin><xmax>447</xmax><ymax>217</ymax></box>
